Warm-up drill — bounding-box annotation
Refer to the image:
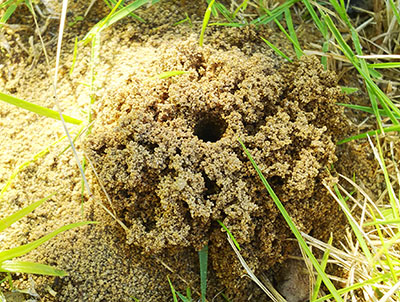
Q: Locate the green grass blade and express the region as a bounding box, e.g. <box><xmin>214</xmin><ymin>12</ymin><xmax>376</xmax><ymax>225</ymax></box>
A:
<box><xmin>151</xmin><ymin>70</ymin><xmax>189</xmax><ymax>79</ymax></box>
<box><xmin>95</xmin><ymin>0</ymin><xmax>125</xmax><ymax>35</ymax></box>
<box><xmin>68</xmin><ymin>15</ymin><xmax>84</xmax><ymax>27</ymax></box>
<box><xmin>214</xmin><ymin>2</ymin><xmax>233</xmax><ymax>22</ymax></box>
<box><xmin>217</xmin><ymin>220</ymin><xmax>241</xmax><ymax>251</ymax></box>
<box><xmin>332</xmin><ymin>185</ymin><xmax>373</xmax><ymax>261</ymax></box>
<box><xmin>0</xmin><ymin>0</ymin><xmax>17</xmax><ymax>9</ymax></box>
<box><xmin>209</xmin><ymin>22</ymin><xmax>245</xmax><ymax>27</ymax></box>
<box><xmin>368</xmin><ymin>62</ymin><xmax>400</xmax><ymax>69</ymax></box>
<box><xmin>381</xmin><ymin>208</ymin><xmax>396</xmax><ymax>221</ymax></box>
<box><xmin>368</xmin><ymin>87</ymin><xmax>385</xmax><ymax>132</ymax></box>
<box><xmin>206</xmin><ymin>0</ymin><xmax>218</xmax><ymax>17</ymax></box>
<box><xmin>199</xmin><ymin>245</ymin><xmax>208</xmax><ymax>302</ymax></box>
<box><xmin>321</xmin><ymin>40</ymin><xmax>329</xmax><ymax>69</ymax></box>
<box><xmin>374</xmin><ymin>231</ymin><xmax>400</xmax><ymax>265</ymax></box>
<box><xmin>173</xmin><ymin>13</ymin><xmax>192</xmax><ymax>27</ymax></box>
<box><xmin>301</xmin><ymin>0</ymin><xmax>327</xmax><ymax>37</ymax></box>
<box><xmin>107</xmin><ymin>0</ymin><xmax>145</xmax><ymax>22</ymax></box>
<box><xmin>263</xmin><ymin>9</ymin><xmax>303</xmax><ymax>57</ymax></box>
<box><xmin>176</xmin><ymin>291</ymin><xmax>191</xmax><ymax>302</ymax></box>
<box><xmin>389</xmin><ymin>0</ymin><xmax>400</xmax><ymax>25</ymax></box>
<box><xmin>350</xmin><ymin>23</ymin><xmax>363</xmax><ymax>58</ymax></box>
<box><xmin>349</xmin><ymin>25</ymin><xmax>395</xmax><ymax>128</ymax></box>
<box><xmin>375</xmin><ymin>138</ymin><xmax>400</xmax><ymax>220</ymax></box>
<box><xmin>328</xmin><ymin>0</ymin><xmax>351</xmax><ymax>27</ymax></box>
<box><xmin>284</xmin><ymin>8</ymin><xmax>302</xmax><ymax>59</ymax></box>
<box><xmin>186</xmin><ymin>287</ymin><xmax>192</xmax><ymax>301</ymax></box>
<box><xmin>337</xmin><ymin>103</ymin><xmax>400</xmax><ymax>118</ymax></box>
<box><xmin>0</xmin><ymin>221</ymin><xmax>97</xmax><ymax>262</ymax></box>
<box><xmin>260</xmin><ymin>37</ymin><xmax>292</xmax><ymax>62</ymax></box>
<box><xmin>0</xmin><ymin>0</ymin><xmax>22</xmax><ymax>29</ymax></box>
<box><xmin>322</xmin><ymin>14</ymin><xmax>356</xmax><ymax>63</ymax></box>
<box><xmin>239</xmin><ymin>139</ymin><xmax>343</xmax><ymax>302</ymax></box>
<box><xmin>364</xmin><ymin>219</ymin><xmax>400</xmax><ymax>226</ymax></box>
<box><xmin>199</xmin><ymin>0</ymin><xmax>215</xmax><ymax>47</ymax></box>
<box><xmin>69</xmin><ymin>36</ymin><xmax>79</xmax><ymax>75</ymax></box>
<box><xmin>311</xmin><ymin>235</ymin><xmax>333</xmax><ymax>301</ymax></box>
<box><xmin>340</xmin><ymin>87</ymin><xmax>359</xmax><ymax>94</ymax></box>
<box><xmin>0</xmin><ymin>92</ymin><xmax>82</xmax><ymax>125</ymax></box>
<box><xmin>337</xmin><ymin>125</ymin><xmax>400</xmax><ymax>145</ymax></box>
<box><xmin>314</xmin><ymin>270</ymin><xmax>400</xmax><ymax>302</ymax></box>
<box><xmin>167</xmin><ymin>276</ymin><xmax>178</xmax><ymax>302</ymax></box>
<box><xmin>368</xmin><ymin>68</ymin><xmax>382</xmax><ymax>79</ymax></box>
<box><xmin>23</xmin><ymin>0</ymin><xmax>33</xmax><ymax>14</ymax></box>
<box><xmin>88</xmin><ymin>31</ymin><xmax>100</xmax><ymax>125</ymax></box>
<box><xmin>0</xmin><ymin>260</ymin><xmax>67</xmax><ymax>276</ymax></box>
<box><xmin>300</xmin><ymin>0</ymin><xmax>330</xmax><ymax>67</ymax></box>
<box><xmin>370</xmin><ymin>86</ymin><xmax>397</xmax><ymax>126</ymax></box>
<box><xmin>0</xmin><ymin>193</ymin><xmax>56</xmax><ymax>232</ymax></box>
<box><xmin>233</xmin><ymin>0</ymin><xmax>249</xmax><ymax>18</ymax></box>
<box><xmin>103</xmin><ymin>0</ymin><xmax>114</xmax><ymax>10</ymax></box>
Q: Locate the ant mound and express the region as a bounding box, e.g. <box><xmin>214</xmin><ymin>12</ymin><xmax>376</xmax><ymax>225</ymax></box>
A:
<box><xmin>85</xmin><ymin>37</ymin><xmax>348</xmax><ymax>297</ymax></box>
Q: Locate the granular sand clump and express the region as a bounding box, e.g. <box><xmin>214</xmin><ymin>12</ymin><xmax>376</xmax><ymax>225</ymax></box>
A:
<box><xmin>85</xmin><ymin>37</ymin><xmax>348</xmax><ymax>297</ymax></box>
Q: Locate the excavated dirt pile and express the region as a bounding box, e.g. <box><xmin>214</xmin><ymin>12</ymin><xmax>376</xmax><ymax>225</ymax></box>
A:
<box><xmin>84</xmin><ymin>37</ymin><xmax>348</xmax><ymax>297</ymax></box>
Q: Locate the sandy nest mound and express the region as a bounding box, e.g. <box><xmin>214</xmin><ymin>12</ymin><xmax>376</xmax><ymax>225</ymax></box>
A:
<box><xmin>85</xmin><ymin>35</ymin><xmax>348</xmax><ymax>298</ymax></box>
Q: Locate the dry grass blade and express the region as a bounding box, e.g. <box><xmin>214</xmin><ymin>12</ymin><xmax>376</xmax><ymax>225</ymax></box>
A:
<box><xmin>356</xmin><ymin>54</ymin><xmax>400</xmax><ymax>60</ymax></box>
<box><xmin>378</xmin><ymin>279</ymin><xmax>400</xmax><ymax>302</ymax></box>
<box><xmin>84</xmin><ymin>154</ymin><xmax>129</xmax><ymax>232</ymax></box>
<box><xmin>50</xmin><ymin>0</ymin><xmax>92</xmax><ymax>204</ymax></box>
<box><xmin>226</xmin><ymin>234</ymin><xmax>286</xmax><ymax>302</ymax></box>
<box><xmin>298</xmin><ymin>243</ymin><xmax>315</xmax><ymax>301</ymax></box>
<box><xmin>300</xmin><ymin>232</ymin><xmax>368</xmax><ymax>272</ymax></box>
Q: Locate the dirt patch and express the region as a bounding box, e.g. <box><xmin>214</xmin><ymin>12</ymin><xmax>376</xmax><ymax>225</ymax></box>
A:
<box><xmin>0</xmin><ymin>1</ymin><xmax>369</xmax><ymax>301</ymax></box>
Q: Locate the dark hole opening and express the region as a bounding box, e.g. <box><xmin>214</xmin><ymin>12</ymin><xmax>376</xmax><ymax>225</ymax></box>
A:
<box><xmin>143</xmin><ymin>218</ymin><xmax>157</xmax><ymax>232</ymax></box>
<box><xmin>194</xmin><ymin>114</ymin><xmax>227</xmax><ymax>142</ymax></box>
<box><xmin>268</xmin><ymin>175</ymin><xmax>284</xmax><ymax>186</ymax></box>
<box><xmin>202</xmin><ymin>172</ymin><xmax>220</xmax><ymax>197</ymax></box>
<box><xmin>134</xmin><ymin>191</ymin><xmax>159</xmax><ymax>233</ymax></box>
<box><xmin>95</xmin><ymin>144</ymin><xmax>107</xmax><ymax>156</ymax></box>
<box><xmin>119</xmin><ymin>189</ymin><xmax>131</xmax><ymax>200</ymax></box>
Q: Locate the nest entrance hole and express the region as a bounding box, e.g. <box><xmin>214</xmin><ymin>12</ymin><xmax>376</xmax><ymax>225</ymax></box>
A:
<box><xmin>194</xmin><ymin>113</ymin><xmax>227</xmax><ymax>143</ymax></box>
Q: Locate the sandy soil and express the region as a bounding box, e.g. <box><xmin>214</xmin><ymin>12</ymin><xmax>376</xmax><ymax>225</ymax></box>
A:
<box><xmin>0</xmin><ymin>1</ymin><xmax>380</xmax><ymax>301</ymax></box>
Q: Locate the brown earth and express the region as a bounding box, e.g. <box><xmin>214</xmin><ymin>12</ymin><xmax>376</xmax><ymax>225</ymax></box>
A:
<box><xmin>0</xmin><ymin>1</ymin><xmax>378</xmax><ymax>301</ymax></box>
